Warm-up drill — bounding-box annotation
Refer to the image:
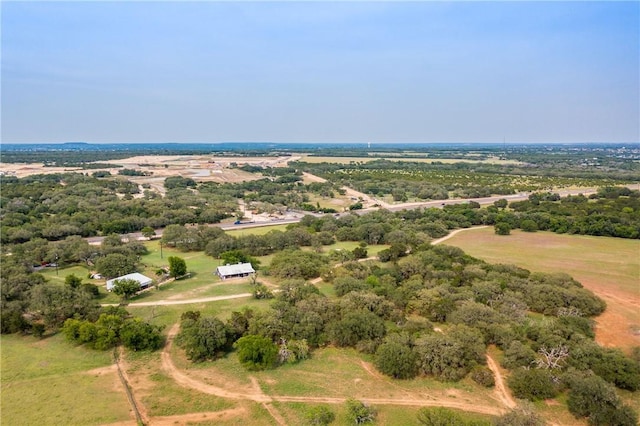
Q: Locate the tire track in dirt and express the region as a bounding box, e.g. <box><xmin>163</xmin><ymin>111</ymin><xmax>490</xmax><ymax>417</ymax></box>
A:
<box><xmin>486</xmin><ymin>354</ymin><xmax>517</xmax><ymax>409</ymax></box>
<box><xmin>161</xmin><ymin>324</ymin><xmax>270</xmax><ymax>402</ymax></box>
<box><xmin>161</xmin><ymin>323</ymin><xmax>509</xmax><ymax>417</ymax></box>
<box><xmin>101</xmin><ymin>407</ymin><xmax>248</xmax><ymax>426</ymax></box>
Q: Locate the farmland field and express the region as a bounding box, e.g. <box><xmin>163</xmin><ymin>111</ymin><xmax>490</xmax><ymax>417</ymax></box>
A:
<box><xmin>443</xmin><ymin>227</ymin><xmax>640</xmax><ymax>351</ymax></box>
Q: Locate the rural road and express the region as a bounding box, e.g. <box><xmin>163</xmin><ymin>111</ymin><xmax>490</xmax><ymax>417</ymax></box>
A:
<box><xmin>86</xmin><ymin>184</ymin><xmax>600</xmax><ymax>245</ymax></box>
<box><xmin>104</xmin><ymin>292</ymin><xmax>253</xmax><ymax>307</ymax></box>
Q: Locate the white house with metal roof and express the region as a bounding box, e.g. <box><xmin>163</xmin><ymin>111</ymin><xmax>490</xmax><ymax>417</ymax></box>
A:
<box><xmin>106</xmin><ymin>272</ymin><xmax>153</xmax><ymax>291</ymax></box>
<box><xmin>215</xmin><ymin>262</ymin><xmax>255</xmax><ymax>280</ymax></box>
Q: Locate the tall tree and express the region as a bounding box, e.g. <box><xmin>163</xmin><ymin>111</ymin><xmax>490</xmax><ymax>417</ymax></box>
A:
<box><xmin>95</xmin><ymin>253</ymin><xmax>136</xmax><ymax>279</ymax></box>
<box><xmin>168</xmin><ymin>256</ymin><xmax>187</xmax><ymax>278</ymax></box>
<box><xmin>112</xmin><ymin>279</ymin><xmax>141</xmax><ymax>301</ymax></box>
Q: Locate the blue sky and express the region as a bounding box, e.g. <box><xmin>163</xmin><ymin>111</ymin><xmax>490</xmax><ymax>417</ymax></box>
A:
<box><xmin>2</xmin><ymin>1</ymin><xmax>638</xmax><ymax>143</ymax></box>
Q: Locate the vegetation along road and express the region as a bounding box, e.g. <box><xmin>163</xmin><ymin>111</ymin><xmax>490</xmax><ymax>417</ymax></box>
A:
<box><xmin>86</xmin><ymin>183</ymin><xmax>600</xmax><ymax>246</ymax></box>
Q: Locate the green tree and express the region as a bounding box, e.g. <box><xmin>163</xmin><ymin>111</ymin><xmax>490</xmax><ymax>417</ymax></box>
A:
<box><xmin>329</xmin><ymin>310</ymin><xmax>386</xmax><ymax>348</ymax></box>
<box><xmin>234</xmin><ymin>335</ymin><xmax>278</xmax><ymax>371</ymax></box>
<box><xmin>568</xmin><ymin>375</ymin><xmax>638</xmax><ymax>426</ymax></box>
<box><xmin>95</xmin><ymin>253</ymin><xmax>137</xmax><ymax>279</ymax></box>
<box><xmin>414</xmin><ymin>333</ymin><xmax>476</xmax><ymax>382</ymax></box>
<box><xmin>168</xmin><ymin>256</ymin><xmax>187</xmax><ymax>278</ymax></box>
<box><xmin>220</xmin><ymin>249</ymin><xmax>261</xmax><ymax>269</ymax></box>
<box><xmin>494</xmin><ymin>222</ymin><xmax>511</xmax><ymax>235</ymax></box>
<box><xmin>141</xmin><ymin>226</ymin><xmax>156</xmax><ymax>239</ymax></box>
<box><xmin>471</xmin><ymin>367</ymin><xmax>495</xmax><ymax>388</ymax></box>
<box><xmin>495</xmin><ymin>404</ymin><xmax>545</xmax><ymax>426</ymax></box>
<box><xmin>112</xmin><ymin>278</ymin><xmax>141</xmax><ymax>300</ymax></box>
<box><xmin>374</xmin><ymin>335</ymin><xmax>418</xmax><ymax>379</ymax></box>
<box><xmin>65</xmin><ymin>274</ymin><xmax>82</xmax><ymax>289</ymax></box>
<box><xmin>507</xmin><ymin>368</ymin><xmax>558</xmax><ymax>401</ymax></box>
<box><xmin>269</xmin><ymin>250</ymin><xmax>328</xmax><ymax>280</ymax></box>
<box><xmin>29</xmin><ymin>284</ymin><xmax>98</xmax><ymax>329</ymax></box>
<box><xmin>352</xmin><ymin>246</ymin><xmax>368</xmax><ymax>259</ymax></box>
<box><xmin>177</xmin><ymin>316</ymin><xmax>229</xmax><ymax>362</ymax></box>
<box><xmin>120</xmin><ymin>318</ymin><xmax>163</xmax><ymax>351</ymax></box>
<box><xmin>520</xmin><ymin>219</ymin><xmax>538</xmax><ymax>232</ymax></box>
<box><xmin>502</xmin><ymin>340</ymin><xmax>537</xmax><ymax>369</ymax></box>
<box><xmin>493</xmin><ymin>199</ymin><xmax>508</xmax><ymax>209</ymax></box>
<box><xmin>252</xmin><ymin>283</ymin><xmax>274</xmax><ymax>300</ymax></box>
<box><xmin>305</xmin><ymin>405</ymin><xmax>335</xmax><ymax>425</ymax></box>
<box><xmin>416</xmin><ymin>407</ymin><xmax>467</xmax><ymax>426</ymax></box>
<box><xmin>345</xmin><ymin>399</ymin><xmax>376</xmax><ymax>424</ymax></box>
<box><xmin>93</xmin><ymin>314</ymin><xmax>124</xmax><ymax>350</ymax></box>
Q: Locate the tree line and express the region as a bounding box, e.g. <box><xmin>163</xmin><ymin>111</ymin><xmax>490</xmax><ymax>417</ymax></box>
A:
<box><xmin>497</xmin><ymin>187</ymin><xmax>640</xmax><ymax>238</ymax></box>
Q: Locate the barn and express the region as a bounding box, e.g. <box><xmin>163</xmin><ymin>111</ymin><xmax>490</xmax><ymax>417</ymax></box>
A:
<box><xmin>215</xmin><ymin>262</ymin><xmax>255</xmax><ymax>280</ymax></box>
<box><xmin>106</xmin><ymin>272</ymin><xmax>153</xmax><ymax>291</ymax></box>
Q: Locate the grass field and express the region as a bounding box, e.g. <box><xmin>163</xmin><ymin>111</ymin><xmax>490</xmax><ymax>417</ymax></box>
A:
<box><xmin>443</xmin><ymin>227</ymin><xmax>640</xmax><ymax>351</ymax></box>
<box><xmin>1</xmin><ymin>334</ymin><xmax>131</xmax><ymax>425</ymax></box>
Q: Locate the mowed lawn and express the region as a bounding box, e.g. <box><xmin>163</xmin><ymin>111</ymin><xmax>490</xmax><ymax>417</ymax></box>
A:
<box><xmin>1</xmin><ymin>334</ymin><xmax>132</xmax><ymax>425</ymax></box>
<box><xmin>443</xmin><ymin>227</ymin><xmax>640</xmax><ymax>350</ymax></box>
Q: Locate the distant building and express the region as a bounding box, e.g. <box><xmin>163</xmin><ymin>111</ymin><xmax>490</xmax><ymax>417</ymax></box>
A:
<box><xmin>215</xmin><ymin>262</ymin><xmax>255</xmax><ymax>280</ymax></box>
<box><xmin>106</xmin><ymin>272</ymin><xmax>153</xmax><ymax>291</ymax></box>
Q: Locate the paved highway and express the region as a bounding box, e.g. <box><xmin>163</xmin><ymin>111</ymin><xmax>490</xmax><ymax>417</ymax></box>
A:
<box><xmin>86</xmin><ymin>187</ymin><xmax>599</xmax><ymax>245</ymax></box>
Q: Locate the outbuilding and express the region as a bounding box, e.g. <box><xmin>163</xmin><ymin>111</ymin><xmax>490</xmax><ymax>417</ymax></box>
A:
<box><xmin>215</xmin><ymin>262</ymin><xmax>255</xmax><ymax>280</ymax></box>
<box><xmin>106</xmin><ymin>272</ymin><xmax>153</xmax><ymax>291</ymax></box>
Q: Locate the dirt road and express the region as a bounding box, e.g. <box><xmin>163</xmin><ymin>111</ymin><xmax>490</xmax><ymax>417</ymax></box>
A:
<box><xmin>431</xmin><ymin>226</ymin><xmax>490</xmax><ymax>245</ymax></box>
<box><xmin>486</xmin><ymin>354</ymin><xmax>517</xmax><ymax>409</ymax></box>
<box><xmin>160</xmin><ymin>323</ymin><xmax>512</xmax><ymax>418</ymax></box>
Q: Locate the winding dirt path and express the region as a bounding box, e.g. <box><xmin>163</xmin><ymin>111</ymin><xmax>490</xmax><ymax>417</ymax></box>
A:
<box><xmin>431</xmin><ymin>226</ymin><xmax>489</xmax><ymax>245</ymax></box>
<box><xmin>486</xmin><ymin>354</ymin><xmax>517</xmax><ymax>409</ymax></box>
<box><xmin>160</xmin><ymin>323</ymin><xmax>511</xmax><ymax>417</ymax></box>
<box><xmin>161</xmin><ymin>324</ymin><xmax>270</xmax><ymax>402</ymax></box>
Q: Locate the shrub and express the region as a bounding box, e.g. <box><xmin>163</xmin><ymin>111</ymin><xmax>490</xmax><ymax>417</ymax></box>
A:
<box><xmin>234</xmin><ymin>335</ymin><xmax>278</xmax><ymax>371</ymax></box>
<box><xmin>568</xmin><ymin>375</ymin><xmax>638</xmax><ymax>426</ymax></box>
<box><xmin>375</xmin><ymin>338</ymin><xmax>418</xmax><ymax>379</ymax></box>
<box><xmin>305</xmin><ymin>405</ymin><xmax>335</xmax><ymax>425</ymax></box>
<box><xmin>120</xmin><ymin>318</ymin><xmax>163</xmax><ymax>351</ymax></box>
<box><xmin>345</xmin><ymin>399</ymin><xmax>376</xmax><ymax>424</ymax></box>
<box><xmin>508</xmin><ymin>368</ymin><xmax>559</xmax><ymax>401</ymax></box>
<box><xmin>494</xmin><ymin>222</ymin><xmax>511</xmax><ymax>235</ymax></box>
<box><xmin>495</xmin><ymin>404</ymin><xmax>545</xmax><ymax>426</ymax></box>
<box><xmin>520</xmin><ymin>219</ymin><xmax>538</xmax><ymax>232</ymax></box>
<box><xmin>417</xmin><ymin>407</ymin><xmax>467</xmax><ymax>426</ymax></box>
<box><xmin>471</xmin><ymin>367</ymin><xmax>495</xmax><ymax>388</ymax></box>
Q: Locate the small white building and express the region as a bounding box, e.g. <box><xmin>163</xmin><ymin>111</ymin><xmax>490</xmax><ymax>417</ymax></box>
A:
<box><xmin>215</xmin><ymin>263</ymin><xmax>255</xmax><ymax>280</ymax></box>
<box><xmin>106</xmin><ymin>272</ymin><xmax>153</xmax><ymax>291</ymax></box>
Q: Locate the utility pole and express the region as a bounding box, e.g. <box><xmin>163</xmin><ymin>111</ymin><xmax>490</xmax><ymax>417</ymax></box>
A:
<box><xmin>160</xmin><ymin>241</ymin><xmax>163</xmax><ymax>259</ymax></box>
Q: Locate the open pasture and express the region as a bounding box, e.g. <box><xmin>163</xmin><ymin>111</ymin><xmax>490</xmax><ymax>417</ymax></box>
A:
<box><xmin>1</xmin><ymin>334</ymin><xmax>131</xmax><ymax>425</ymax></box>
<box><xmin>444</xmin><ymin>227</ymin><xmax>640</xmax><ymax>351</ymax></box>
